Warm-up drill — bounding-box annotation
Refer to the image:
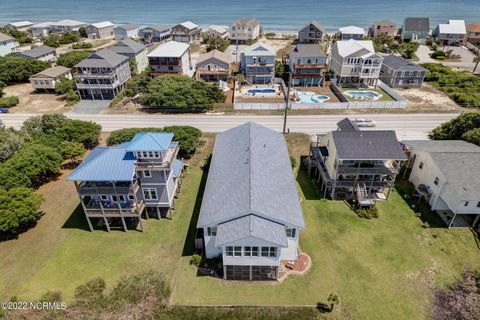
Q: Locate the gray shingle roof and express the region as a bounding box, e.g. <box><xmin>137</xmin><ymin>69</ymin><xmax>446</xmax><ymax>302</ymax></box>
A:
<box><xmin>404</xmin><ymin>18</ymin><xmax>430</xmax><ymax>33</ymax></box>
<box><xmin>115</xmin><ymin>23</ymin><xmax>140</xmax><ymax>31</ymax></box>
<box><xmin>74</xmin><ymin>48</ymin><xmax>129</xmax><ymax>68</ymax></box>
<box><xmin>337</xmin><ymin>118</ymin><xmax>360</xmax><ymax>131</ymax></box>
<box><xmin>382</xmin><ymin>55</ymin><xmax>427</xmax><ymax>71</ymax></box>
<box><xmin>215</xmin><ymin>215</ymin><xmax>288</xmax><ymax>247</ymax></box>
<box><xmin>30</xmin><ymin>66</ymin><xmax>70</xmax><ymax>78</ymax></box>
<box><xmin>142</xmin><ymin>24</ymin><xmax>170</xmax><ymax>33</ymax></box>
<box><xmin>18</xmin><ymin>45</ymin><xmax>56</xmax><ymax>59</ymax></box>
<box><xmin>109</xmin><ymin>38</ymin><xmax>145</xmax><ymax>55</ymax></box>
<box><xmin>289</xmin><ymin>44</ymin><xmax>326</xmax><ymax>58</ymax></box>
<box><xmin>301</xmin><ymin>20</ymin><xmax>326</xmax><ymax>33</ymax></box>
<box><xmin>332</xmin><ymin>130</ymin><xmax>407</xmax><ymax>160</ymax></box>
<box><xmin>0</xmin><ymin>32</ymin><xmax>13</xmax><ymax>42</ymax></box>
<box><xmin>197</xmin><ymin>122</ymin><xmax>305</xmax><ymax>229</ymax></box>
<box><xmin>403</xmin><ymin>140</ymin><xmax>480</xmax><ymax>153</ymax></box>
<box><xmin>197</xmin><ymin>49</ymin><xmax>230</xmax><ymax>65</ymax></box>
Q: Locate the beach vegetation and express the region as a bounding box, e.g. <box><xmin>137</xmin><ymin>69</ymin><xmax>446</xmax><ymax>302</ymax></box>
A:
<box><xmin>0</xmin><ymin>56</ymin><xmax>49</xmax><ymax>83</ymax></box>
<box><xmin>431</xmin><ymin>112</ymin><xmax>480</xmax><ymax>145</ymax></box>
<box><xmin>56</xmin><ymin>51</ymin><xmax>91</xmax><ymax>69</ymax></box>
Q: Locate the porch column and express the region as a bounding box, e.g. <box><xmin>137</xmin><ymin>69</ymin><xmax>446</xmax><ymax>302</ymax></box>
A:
<box><xmin>249</xmin><ymin>266</ymin><xmax>252</xmax><ymax>281</ymax></box>
<box><xmin>121</xmin><ymin>216</ymin><xmax>127</xmax><ymax>232</ymax></box>
<box><xmin>448</xmin><ymin>213</ymin><xmax>457</xmax><ymax>229</ymax></box>
<box><xmin>138</xmin><ymin>216</ymin><xmax>144</xmax><ymax>232</ymax></box>
<box><xmin>223</xmin><ymin>265</ymin><xmax>227</xmax><ymax>280</ymax></box>
<box><xmin>472</xmin><ymin>214</ymin><xmax>480</xmax><ymax>228</ymax></box>
<box><xmin>156</xmin><ymin>207</ymin><xmax>161</xmax><ymax>219</ymax></box>
<box><xmin>103</xmin><ymin>216</ymin><xmax>111</xmax><ymax>232</ymax></box>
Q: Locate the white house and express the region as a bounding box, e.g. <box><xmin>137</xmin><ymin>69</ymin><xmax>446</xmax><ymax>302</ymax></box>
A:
<box><xmin>230</xmin><ymin>18</ymin><xmax>261</xmax><ymax>43</ymax></box>
<box><xmin>31</xmin><ymin>22</ymin><xmax>53</xmax><ymax>38</ymax></box>
<box><xmin>206</xmin><ymin>25</ymin><xmax>229</xmax><ymax>39</ymax></box>
<box><xmin>86</xmin><ymin>21</ymin><xmax>115</xmax><ymax>39</ymax></box>
<box><xmin>330</xmin><ymin>39</ymin><xmax>383</xmax><ymax>87</ymax></box>
<box><xmin>139</xmin><ymin>24</ymin><xmax>171</xmax><ymax>44</ymax></box>
<box><xmin>240</xmin><ymin>42</ymin><xmax>276</xmax><ymax>84</ymax></box>
<box><xmin>0</xmin><ymin>32</ymin><xmax>18</xmax><ymax>57</ymax></box>
<box><xmin>114</xmin><ymin>23</ymin><xmax>140</xmax><ymax>40</ymax></box>
<box><xmin>147</xmin><ymin>41</ymin><xmax>192</xmax><ymax>77</ymax></box>
<box><xmin>29</xmin><ymin>66</ymin><xmax>72</xmax><ymax>91</ymax></box>
<box><xmin>404</xmin><ymin>140</ymin><xmax>480</xmax><ymax>228</ymax></box>
<box><xmin>49</xmin><ymin>19</ymin><xmax>86</xmax><ymax>34</ymax></box>
<box><xmin>197</xmin><ymin>122</ymin><xmax>305</xmax><ymax>281</ymax></box>
<box><xmin>109</xmin><ymin>38</ymin><xmax>148</xmax><ymax>73</ymax></box>
<box><xmin>338</xmin><ymin>26</ymin><xmax>365</xmax><ymax>40</ymax></box>
<box><xmin>434</xmin><ymin>20</ymin><xmax>466</xmax><ymax>45</ymax></box>
<box><xmin>17</xmin><ymin>45</ymin><xmax>57</xmax><ymax>63</ymax></box>
<box><xmin>5</xmin><ymin>21</ymin><xmax>33</xmax><ymax>32</ymax></box>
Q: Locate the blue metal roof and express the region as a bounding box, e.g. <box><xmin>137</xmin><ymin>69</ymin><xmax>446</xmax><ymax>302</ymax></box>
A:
<box><xmin>172</xmin><ymin>159</ymin><xmax>183</xmax><ymax>178</ymax></box>
<box><xmin>126</xmin><ymin>132</ymin><xmax>174</xmax><ymax>152</ymax></box>
<box><xmin>67</xmin><ymin>147</ymin><xmax>137</xmax><ymax>182</ymax></box>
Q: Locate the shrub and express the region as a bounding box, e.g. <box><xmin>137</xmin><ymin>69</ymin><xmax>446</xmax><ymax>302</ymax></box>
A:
<box><xmin>40</xmin><ymin>290</ymin><xmax>62</xmax><ymax>302</ymax></box>
<box><xmin>72</xmin><ymin>42</ymin><xmax>93</xmax><ymax>49</ymax></box>
<box><xmin>0</xmin><ymin>96</ymin><xmax>19</xmax><ymax>108</ymax></box>
<box><xmin>109</xmin><ymin>271</ymin><xmax>170</xmax><ymax>305</ymax></box>
<box><xmin>355</xmin><ymin>207</ymin><xmax>379</xmax><ymax>219</ymax></box>
<box><xmin>53</xmin><ymin>119</ymin><xmax>101</xmax><ymax>148</ymax></box>
<box><xmin>290</xmin><ymin>156</ymin><xmax>297</xmax><ymax>168</ymax></box>
<box><xmin>73</xmin><ymin>277</ymin><xmax>107</xmax><ymax>309</ymax></box>
<box><xmin>432</xmin><ymin>113</ymin><xmax>480</xmax><ymax>141</ymax></box>
<box><xmin>54</xmin><ymin>77</ymin><xmax>76</xmax><ymax>95</ymax></box>
<box><xmin>0</xmin><ymin>56</ymin><xmax>50</xmax><ymax>83</ymax></box>
<box><xmin>430</xmin><ymin>50</ymin><xmax>446</xmax><ymax>59</ymax></box>
<box><xmin>0</xmin><ymin>187</ymin><xmax>43</xmax><ymax>239</ymax></box>
<box><xmin>461</xmin><ymin>128</ymin><xmax>480</xmax><ymax>146</ymax></box>
<box><xmin>107</xmin><ymin>128</ymin><xmax>164</xmax><ymax>146</ymax></box>
<box><xmin>56</xmin><ymin>51</ymin><xmax>91</xmax><ymax>69</ymax></box>
<box><xmin>190</xmin><ymin>253</ymin><xmax>202</xmax><ymax>266</ymax></box>
<box><xmin>0</xmin><ymin>125</ymin><xmax>25</xmax><ymax>163</ymax></box>
<box><xmin>66</xmin><ymin>89</ymin><xmax>80</xmax><ymax>104</ymax></box>
<box><xmin>21</xmin><ymin>113</ymin><xmax>68</xmax><ymax>137</ymax></box>
<box><xmin>60</xmin><ymin>141</ymin><xmax>85</xmax><ymax>161</ymax></box>
<box><xmin>0</xmin><ymin>80</ymin><xmax>5</xmax><ymax>97</ymax></box>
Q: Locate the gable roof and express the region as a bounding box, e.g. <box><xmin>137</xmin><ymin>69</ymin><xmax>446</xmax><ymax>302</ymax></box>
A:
<box><xmin>32</xmin><ymin>22</ymin><xmax>53</xmax><ymax>28</ymax></box>
<box><xmin>115</xmin><ymin>23</ymin><xmax>140</xmax><ymax>31</ymax></box>
<box><xmin>109</xmin><ymin>38</ymin><xmax>145</xmax><ymax>55</ymax></box>
<box><xmin>125</xmin><ymin>132</ymin><xmax>174</xmax><ymax>152</ymax></box>
<box><xmin>339</xmin><ymin>26</ymin><xmax>365</xmax><ymax>35</ymax></box>
<box><xmin>74</xmin><ymin>48</ymin><xmax>129</xmax><ymax>68</ymax></box>
<box><xmin>30</xmin><ymin>66</ymin><xmax>70</xmax><ymax>79</ymax></box>
<box><xmin>337</xmin><ymin>118</ymin><xmax>360</xmax><ymax>131</ymax></box>
<box><xmin>334</xmin><ymin>39</ymin><xmax>376</xmax><ymax>58</ymax></box>
<box><xmin>142</xmin><ymin>24</ymin><xmax>170</xmax><ymax>33</ymax></box>
<box><xmin>207</xmin><ymin>25</ymin><xmax>229</xmax><ymax>34</ymax></box>
<box><xmin>147</xmin><ymin>41</ymin><xmax>190</xmax><ymax>58</ymax></box>
<box><xmin>382</xmin><ymin>55</ymin><xmax>427</xmax><ymax>71</ymax></box>
<box><xmin>467</xmin><ymin>23</ymin><xmax>480</xmax><ymax>33</ymax></box>
<box><xmin>242</xmin><ymin>42</ymin><xmax>276</xmax><ymax>56</ymax></box>
<box><xmin>177</xmin><ymin>21</ymin><xmax>199</xmax><ymax>30</ymax></box>
<box><xmin>374</xmin><ymin>20</ymin><xmax>396</xmax><ymax>26</ymax></box>
<box><xmin>215</xmin><ymin>214</ymin><xmax>288</xmax><ymax>247</ymax></box>
<box><xmin>67</xmin><ymin>147</ymin><xmax>137</xmax><ymax>182</ymax></box>
<box><xmin>0</xmin><ymin>32</ymin><xmax>13</xmax><ymax>42</ymax></box>
<box><xmin>300</xmin><ymin>20</ymin><xmax>326</xmax><ymax>33</ymax></box>
<box><xmin>232</xmin><ymin>18</ymin><xmax>260</xmax><ymax>27</ymax></box>
<box><xmin>197</xmin><ymin>122</ymin><xmax>305</xmax><ymax>229</ymax></box>
<box><xmin>52</xmin><ymin>19</ymin><xmax>86</xmax><ymax>27</ymax></box>
<box><xmin>197</xmin><ymin>49</ymin><xmax>230</xmax><ymax>65</ymax></box>
<box><xmin>89</xmin><ymin>21</ymin><xmax>115</xmax><ymax>29</ymax></box>
<box><xmin>289</xmin><ymin>44</ymin><xmax>326</xmax><ymax>58</ymax></box>
<box><xmin>7</xmin><ymin>21</ymin><xmax>33</xmax><ymax>28</ymax></box>
<box><xmin>403</xmin><ymin>17</ymin><xmax>430</xmax><ymax>33</ymax></box>
<box><xmin>402</xmin><ymin>140</ymin><xmax>480</xmax><ymax>153</ymax></box>
<box><xmin>438</xmin><ymin>20</ymin><xmax>466</xmax><ymax>34</ymax></box>
<box><xmin>332</xmin><ymin>130</ymin><xmax>407</xmax><ymax>160</ymax></box>
<box><xmin>18</xmin><ymin>45</ymin><xmax>56</xmax><ymax>59</ymax></box>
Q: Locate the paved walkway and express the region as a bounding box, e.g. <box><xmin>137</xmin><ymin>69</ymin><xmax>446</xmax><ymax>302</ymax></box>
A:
<box><xmin>72</xmin><ymin>100</ymin><xmax>111</xmax><ymax>114</ymax></box>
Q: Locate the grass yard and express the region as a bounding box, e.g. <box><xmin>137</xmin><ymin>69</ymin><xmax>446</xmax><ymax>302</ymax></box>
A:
<box><xmin>172</xmin><ymin>133</ymin><xmax>480</xmax><ymax>320</ymax></box>
<box><xmin>340</xmin><ymin>87</ymin><xmax>395</xmax><ymax>102</ymax></box>
<box><xmin>0</xmin><ymin>135</ymin><xmax>212</xmax><ymax>301</ymax></box>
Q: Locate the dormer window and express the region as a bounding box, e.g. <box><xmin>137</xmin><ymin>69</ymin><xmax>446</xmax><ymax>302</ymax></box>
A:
<box><xmin>464</xmin><ymin>201</ymin><xmax>469</xmax><ymax>207</ymax></box>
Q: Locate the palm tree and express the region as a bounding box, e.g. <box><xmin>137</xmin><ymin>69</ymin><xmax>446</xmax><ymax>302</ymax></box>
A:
<box><xmin>327</xmin><ymin>292</ymin><xmax>340</xmax><ymax>312</ymax></box>
<box><xmin>473</xmin><ymin>52</ymin><xmax>480</xmax><ymax>73</ymax></box>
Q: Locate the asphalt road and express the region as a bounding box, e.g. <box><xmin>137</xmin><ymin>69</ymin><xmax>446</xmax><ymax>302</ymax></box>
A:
<box><xmin>0</xmin><ymin>112</ymin><xmax>459</xmax><ymax>140</ymax></box>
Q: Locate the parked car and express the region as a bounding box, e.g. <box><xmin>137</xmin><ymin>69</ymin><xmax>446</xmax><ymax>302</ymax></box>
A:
<box><xmin>351</xmin><ymin>118</ymin><xmax>376</xmax><ymax>127</ymax></box>
<box><xmin>0</xmin><ymin>108</ymin><xmax>9</xmax><ymax>114</ymax></box>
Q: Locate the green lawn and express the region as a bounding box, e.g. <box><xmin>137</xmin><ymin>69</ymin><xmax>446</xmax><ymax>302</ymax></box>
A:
<box><xmin>172</xmin><ymin>134</ymin><xmax>480</xmax><ymax>319</ymax></box>
<box><xmin>340</xmin><ymin>87</ymin><xmax>395</xmax><ymax>102</ymax></box>
<box><xmin>0</xmin><ymin>165</ymin><xmax>204</xmax><ymax>301</ymax></box>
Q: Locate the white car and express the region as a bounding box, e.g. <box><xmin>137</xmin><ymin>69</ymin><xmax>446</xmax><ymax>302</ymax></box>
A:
<box><xmin>351</xmin><ymin>118</ymin><xmax>376</xmax><ymax>127</ymax></box>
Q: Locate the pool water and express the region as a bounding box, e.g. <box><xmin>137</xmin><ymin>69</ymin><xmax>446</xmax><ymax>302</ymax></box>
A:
<box><xmin>247</xmin><ymin>88</ymin><xmax>276</xmax><ymax>94</ymax></box>
<box><xmin>297</xmin><ymin>92</ymin><xmax>330</xmax><ymax>104</ymax></box>
<box><xmin>344</xmin><ymin>90</ymin><xmax>382</xmax><ymax>101</ymax></box>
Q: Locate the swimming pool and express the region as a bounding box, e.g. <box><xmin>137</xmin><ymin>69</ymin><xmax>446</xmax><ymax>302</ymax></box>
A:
<box><xmin>247</xmin><ymin>88</ymin><xmax>276</xmax><ymax>94</ymax></box>
<box><xmin>343</xmin><ymin>90</ymin><xmax>382</xmax><ymax>101</ymax></box>
<box><xmin>296</xmin><ymin>92</ymin><xmax>330</xmax><ymax>104</ymax></box>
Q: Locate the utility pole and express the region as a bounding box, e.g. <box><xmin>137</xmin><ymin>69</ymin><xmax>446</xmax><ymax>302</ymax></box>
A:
<box><xmin>283</xmin><ymin>72</ymin><xmax>292</xmax><ymax>134</ymax></box>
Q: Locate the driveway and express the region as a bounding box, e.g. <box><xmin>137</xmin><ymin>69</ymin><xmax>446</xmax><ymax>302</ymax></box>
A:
<box><xmin>441</xmin><ymin>45</ymin><xmax>478</xmax><ymax>72</ymax></box>
<box><xmin>415</xmin><ymin>45</ymin><xmax>439</xmax><ymax>64</ymax></box>
<box><xmin>72</xmin><ymin>100</ymin><xmax>111</xmax><ymax>114</ymax></box>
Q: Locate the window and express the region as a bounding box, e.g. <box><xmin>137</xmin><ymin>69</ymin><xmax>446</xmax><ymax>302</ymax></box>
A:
<box><xmin>117</xmin><ymin>195</ymin><xmax>126</xmax><ymax>202</ymax></box>
<box><xmin>100</xmin><ymin>195</ymin><xmax>108</xmax><ymax>201</ymax></box>
<box><xmin>419</xmin><ymin>162</ymin><xmax>424</xmax><ymax>169</ymax></box>
<box><xmin>434</xmin><ymin>177</ymin><xmax>439</xmax><ymax>185</ymax></box>
<box><xmin>286</xmin><ymin>228</ymin><xmax>296</xmax><ymax>238</ymax></box>
<box><xmin>234</xmin><ymin>246</ymin><xmax>242</xmax><ymax>256</ymax></box>
<box><xmin>154</xmin><ymin>151</ymin><xmax>160</xmax><ymax>158</ymax></box>
<box><xmin>261</xmin><ymin>246</ymin><xmax>269</xmax><ymax>257</ymax></box>
<box><xmin>244</xmin><ymin>246</ymin><xmax>252</xmax><ymax>256</ymax></box>
<box><xmin>252</xmin><ymin>247</ymin><xmax>259</xmax><ymax>256</ymax></box>
<box><xmin>111</xmin><ymin>195</ymin><xmax>118</xmax><ymax>202</ymax></box>
<box><xmin>226</xmin><ymin>246</ymin><xmax>233</xmax><ymax>256</ymax></box>
<box><xmin>477</xmin><ymin>201</ymin><xmax>480</xmax><ymax>208</ymax></box>
<box><xmin>142</xmin><ymin>151</ymin><xmax>148</xmax><ymax>158</ymax></box>
<box><xmin>148</xmin><ymin>151</ymin><xmax>154</xmax><ymax>158</ymax></box>
<box><xmin>464</xmin><ymin>201</ymin><xmax>469</xmax><ymax>207</ymax></box>
<box><xmin>142</xmin><ymin>170</ymin><xmax>152</xmax><ymax>178</ymax></box>
<box><xmin>207</xmin><ymin>226</ymin><xmax>217</xmax><ymax>236</ymax></box>
<box><xmin>269</xmin><ymin>247</ymin><xmax>277</xmax><ymax>257</ymax></box>
<box><xmin>143</xmin><ymin>188</ymin><xmax>158</xmax><ymax>200</ymax></box>
<box><xmin>128</xmin><ymin>195</ymin><xmax>135</xmax><ymax>200</ymax></box>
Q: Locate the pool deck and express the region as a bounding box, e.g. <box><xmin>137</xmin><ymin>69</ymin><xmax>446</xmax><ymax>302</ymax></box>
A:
<box><xmin>293</xmin><ymin>86</ymin><xmax>340</xmax><ymax>103</ymax></box>
<box><xmin>339</xmin><ymin>87</ymin><xmax>395</xmax><ymax>102</ymax></box>
<box><xmin>235</xmin><ymin>84</ymin><xmax>285</xmax><ymax>103</ymax></box>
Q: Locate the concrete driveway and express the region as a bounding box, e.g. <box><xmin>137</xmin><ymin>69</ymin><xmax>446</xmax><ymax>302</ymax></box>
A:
<box><xmin>72</xmin><ymin>100</ymin><xmax>111</xmax><ymax>114</ymax></box>
<box><xmin>415</xmin><ymin>45</ymin><xmax>439</xmax><ymax>64</ymax></box>
<box><xmin>441</xmin><ymin>45</ymin><xmax>478</xmax><ymax>72</ymax></box>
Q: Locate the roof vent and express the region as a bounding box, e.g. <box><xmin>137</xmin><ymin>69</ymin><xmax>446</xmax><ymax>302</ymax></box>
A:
<box><xmin>263</xmin><ymin>144</ymin><xmax>267</xmax><ymax>148</ymax></box>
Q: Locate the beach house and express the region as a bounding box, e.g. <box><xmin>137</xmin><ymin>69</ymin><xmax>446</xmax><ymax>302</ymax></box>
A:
<box><xmin>380</xmin><ymin>55</ymin><xmax>427</xmax><ymax>88</ymax></box>
<box><xmin>401</xmin><ymin>18</ymin><xmax>430</xmax><ymax>43</ymax></box>
<box><xmin>68</xmin><ymin>132</ymin><xmax>184</xmax><ymax>232</ymax></box>
<box><xmin>5</xmin><ymin>21</ymin><xmax>33</xmax><ymax>32</ymax></box>
<box><xmin>229</xmin><ymin>18</ymin><xmax>261</xmax><ymax>44</ymax></box>
<box><xmin>240</xmin><ymin>42</ymin><xmax>275</xmax><ymax>84</ymax></box>
<box><xmin>196</xmin><ymin>50</ymin><xmax>230</xmax><ymax>82</ymax></box>
<box><xmin>109</xmin><ymin>38</ymin><xmax>148</xmax><ymax>73</ymax></box>
<box><xmin>139</xmin><ymin>24</ymin><xmax>171</xmax><ymax>44</ymax></box>
<box><xmin>329</xmin><ymin>39</ymin><xmax>383</xmax><ymax>87</ymax></box>
<box><xmin>306</xmin><ymin>118</ymin><xmax>406</xmax><ymax>203</ymax></box>
<box><xmin>114</xmin><ymin>24</ymin><xmax>141</xmax><ymax>40</ymax></box>
<box><xmin>31</xmin><ymin>22</ymin><xmax>53</xmax><ymax>38</ymax></box>
<box><xmin>196</xmin><ymin>122</ymin><xmax>305</xmax><ymax>281</ymax></box>
<box><xmin>298</xmin><ymin>20</ymin><xmax>326</xmax><ymax>44</ymax></box>
<box><xmin>171</xmin><ymin>21</ymin><xmax>201</xmax><ymax>43</ymax></box>
<box><xmin>74</xmin><ymin>48</ymin><xmax>131</xmax><ymax>100</ymax></box>
<box><xmin>0</xmin><ymin>32</ymin><xmax>18</xmax><ymax>57</ymax></box>
<box><xmin>466</xmin><ymin>23</ymin><xmax>480</xmax><ymax>45</ymax></box>
<box><xmin>288</xmin><ymin>44</ymin><xmax>327</xmax><ymax>87</ymax></box>
<box><xmin>370</xmin><ymin>20</ymin><xmax>397</xmax><ymax>37</ymax></box>
<box><xmin>147</xmin><ymin>41</ymin><xmax>192</xmax><ymax>77</ymax></box>
<box><xmin>338</xmin><ymin>26</ymin><xmax>366</xmax><ymax>40</ymax></box>
<box><xmin>29</xmin><ymin>66</ymin><xmax>72</xmax><ymax>91</ymax></box>
<box><xmin>49</xmin><ymin>19</ymin><xmax>86</xmax><ymax>34</ymax></box>
<box><xmin>17</xmin><ymin>45</ymin><xmax>57</xmax><ymax>63</ymax></box>
<box><xmin>403</xmin><ymin>140</ymin><xmax>480</xmax><ymax>229</ymax></box>
<box><xmin>434</xmin><ymin>20</ymin><xmax>466</xmax><ymax>45</ymax></box>
<box><xmin>206</xmin><ymin>25</ymin><xmax>229</xmax><ymax>39</ymax></box>
<box><xmin>86</xmin><ymin>21</ymin><xmax>115</xmax><ymax>39</ymax></box>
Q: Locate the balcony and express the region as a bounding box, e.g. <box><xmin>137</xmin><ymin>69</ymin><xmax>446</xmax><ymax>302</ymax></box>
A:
<box><xmin>293</xmin><ymin>63</ymin><xmax>326</xmax><ymax>69</ymax></box>
<box><xmin>74</xmin><ymin>71</ymin><xmax>116</xmax><ymax>79</ymax></box>
<box><xmin>136</xmin><ymin>143</ymin><xmax>179</xmax><ymax>169</ymax></box>
<box><xmin>84</xmin><ymin>199</ymin><xmax>145</xmax><ymax>217</ymax></box>
<box><xmin>76</xmin><ymin>82</ymin><xmax>119</xmax><ymax>89</ymax></box>
<box><xmin>77</xmin><ymin>180</ymin><xmax>139</xmax><ymax>196</ymax></box>
<box><xmin>336</xmin><ymin>163</ymin><xmax>400</xmax><ymax>175</ymax></box>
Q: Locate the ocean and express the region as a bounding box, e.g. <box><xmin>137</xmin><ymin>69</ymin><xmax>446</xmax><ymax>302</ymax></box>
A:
<box><xmin>0</xmin><ymin>0</ymin><xmax>479</xmax><ymax>32</ymax></box>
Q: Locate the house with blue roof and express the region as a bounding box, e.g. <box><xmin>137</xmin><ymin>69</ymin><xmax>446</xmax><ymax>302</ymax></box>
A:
<box><xmin>68</xmin><ymin>132</ymin><xmax>184</xmax><ymax>232</ymax></box>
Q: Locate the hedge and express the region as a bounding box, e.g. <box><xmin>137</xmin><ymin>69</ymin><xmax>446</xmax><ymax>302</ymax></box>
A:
<box><xmin>0</xmin><ymin>96</ymin><xmax>18</xmax><ymax>108</ymax></box>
